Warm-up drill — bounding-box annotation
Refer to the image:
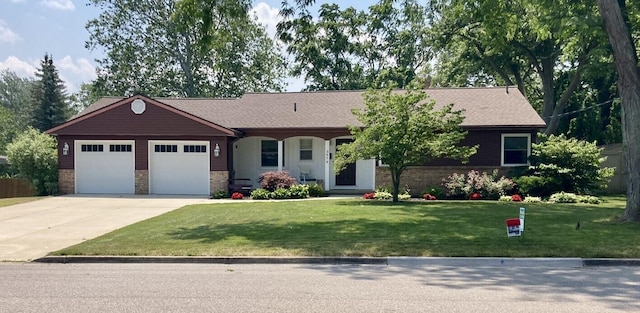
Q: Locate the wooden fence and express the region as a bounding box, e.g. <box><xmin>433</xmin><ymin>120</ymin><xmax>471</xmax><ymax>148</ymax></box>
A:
<box><xmin>0</xmin><ymin>178</ymin><xmax>36</xmax><ymax>198</ymax></box>
<box><xmin>600</xmin><ymin>143</ymin><xmax>626</xmax><ymax>194</ymax></box>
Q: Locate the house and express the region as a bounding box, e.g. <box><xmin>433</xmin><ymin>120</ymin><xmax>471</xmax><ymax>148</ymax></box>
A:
<box><xmin>46</xmin><ymin>87</ymin><xmax>546</xmax><ymax>195</ymax></box>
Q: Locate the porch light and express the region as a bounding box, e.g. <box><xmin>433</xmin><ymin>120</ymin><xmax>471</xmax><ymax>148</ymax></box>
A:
<box><xmin>214</xmin><ymin>144</ymin><xmax>220</xmax><ymax>157</ymax></box>
<box><xmin>63</xmin><ymin>142</ymin><xmax>69</xmax><ymax>156</ymax></box>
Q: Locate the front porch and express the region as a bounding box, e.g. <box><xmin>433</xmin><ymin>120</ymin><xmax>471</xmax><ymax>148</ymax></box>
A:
<box><xmin>230</xmin><ymin>136</ymin><xmax>376</xmax><ymax>192</ymax></box>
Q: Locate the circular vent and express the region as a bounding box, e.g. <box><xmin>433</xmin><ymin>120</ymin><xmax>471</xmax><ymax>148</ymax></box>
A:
<box><xmin>131</xmin><ymin>99</ymin><xmax>146</xmax><ymax>115</ymax></box>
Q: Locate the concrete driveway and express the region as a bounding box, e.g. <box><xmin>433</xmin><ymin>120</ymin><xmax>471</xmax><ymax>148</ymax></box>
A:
<box><xmin>0</xmin><ymin>195</ymin><xmax>209</xmax><ymax>262</ymax></box>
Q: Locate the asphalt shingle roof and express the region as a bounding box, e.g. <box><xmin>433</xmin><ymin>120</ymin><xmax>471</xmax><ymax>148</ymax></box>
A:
<box><xmin>78</xmin><ymin>87</ymin><xmax>545</xmax><ymax>130</ymax></box>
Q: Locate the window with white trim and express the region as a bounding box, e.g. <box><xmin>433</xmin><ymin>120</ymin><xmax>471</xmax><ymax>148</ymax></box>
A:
<box><xmin>501</xmin><ymin>134</ymin><xmax>530</xmax><ymax>166</ymax></box>
<box><xmin>299</xmin><ymin>139</ymin><xmax>313</xmax><ymax>160</ymax></box>
<box><xmin>261</xmin><ymin>140</ymin><xmax>284</xmax><ymax>167</ymax></box>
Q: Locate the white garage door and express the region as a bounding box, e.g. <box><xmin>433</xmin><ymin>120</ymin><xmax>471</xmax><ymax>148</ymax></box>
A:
<box><xmin>149</xmin><ymin>141</ymin><xmax>210</xmax><ymax>195</ymax></box>
<box><xmin>75</xmin><ymin>141</ymin><xmax>135</xmax><ymax>194</ymax></box>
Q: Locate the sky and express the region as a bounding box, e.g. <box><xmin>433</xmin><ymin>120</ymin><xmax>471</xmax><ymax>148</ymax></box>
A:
<box><xmin>0</xmin><ymin>0</ymin><xmax>377</xmax><ymax>94</ymax></box>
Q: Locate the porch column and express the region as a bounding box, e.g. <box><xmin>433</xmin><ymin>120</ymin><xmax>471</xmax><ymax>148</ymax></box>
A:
<box><xmin>277</xmin><ymin>140</ymin><xmax>283</xmax><ymax>172</ymax></box>
<box><xmin>324</xmin><ymin>140</ymin><xmax>331</xmax><ymax>191</ymax></box>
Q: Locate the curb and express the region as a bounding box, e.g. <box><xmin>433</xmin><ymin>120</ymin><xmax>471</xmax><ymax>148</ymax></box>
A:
<box><xmin>32</xmin><ymin>256</ymin><xmax>640</xmax><ymax>267</ymax></box>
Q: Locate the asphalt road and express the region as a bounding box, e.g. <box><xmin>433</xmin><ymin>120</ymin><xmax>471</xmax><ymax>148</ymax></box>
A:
<box><xmin>1</xmin><ymin>263</ymin><xmax>639</xmax><ymax>312</ymax></box>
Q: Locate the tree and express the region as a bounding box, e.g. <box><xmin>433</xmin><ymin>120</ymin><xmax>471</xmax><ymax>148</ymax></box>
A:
<box><xmin>0</xmin><ymin>107</ymin><xmax>19</xmax><ymax>154</ymax></box>
<box><xmin>6</xmin><ymin>128</ymin><xmax>58</xmax><ymax>195</ymax></box>
<box><xmin>427</xmin><ymin>0</ymin><xmax>609</xmax><ymax>135</ymax></box>
<box><xmin>0</xmin><ymin>69</ymin><xmax>35</xmax><ymax>130</ymax></box>
<box><xmin>596</xmin><ymin>0</ymin><xmax>640</xmax><ymax>222</ymax></box>
<box><xmin>86</xmin><ymin>0</ymin><xmax>285</xmax><ymax>98</ymax></box>
<box><xmin>69</xmin><ymin>83</ymin><xmax>104</xmax><ymax>115</ymax></box>
<box><xmin>30</xmin><ymin>54</ymin><xmax>71</xmax><ymax>132</ymax></box>
<box><xmin>334</xmin><ymin>87</ymin><xmax>477</xmax><ymax>202</ymax></box>
<box><xmin>278</xmin><ymin>0</ymin><xmax>431</xmax><ymax>91</ymax></box>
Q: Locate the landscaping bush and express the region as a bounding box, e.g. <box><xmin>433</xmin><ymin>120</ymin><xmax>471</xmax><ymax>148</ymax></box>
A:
<box><xmin>211</xmin><ymin>190</ymin><xmax>229</xmax><ymax>199</ymax></box>
<box><xmin>511</xmin><ymin>194</ymin><xmax>522</xmax><ymax>202</ymax></box>
<box><xmin>513</xmin><ymin>175</ymin><xmax>558</xmax><ymax>198</ymax></box>
<box><xmin>231</xmin><ymin>192</ymin><xmax>244</xmax><ymax>200</ymax></box>
<box><xmin>271</xmin><ymin>188</ymin><xmax>291</xmax><ymax>199</ymax></box>
<box><xmin>443</xmin><ymin>169</ymin><xmax>515</xmax><ymax>199</ymax></box>
<box><xmin>549</xmin><ymin>192</ymin><xmax>578</xmax><ymax>203</ymax></box>
<box><xmin>578</xmin><ymin>195</ymin><xmax>601</xmax><ymax>204</ymax></box>
<box><xmin>6</xmin><ymin>128</ymin><xmax>58</xmax><ymax>195</ymax></box>
<box><xmin>288</xmin><ymin>184</ymin><xmax>310</xmax><ymax>199</ymax></box>
<box><xmin>422</xmin><ymin>193</ymin><xmax>437</xmax><ymax>200</ymax></box>
<box><xmin>422</xmin><ymin>185</ymin><xmax>445</xmax><ymax>200</ymax></box>
<box><xmin>525</xmin><ymin>134</ymin><xmax>615</xmax><ymax>195</ymax></box>
<box><xmin>374</xmin><ymin>190</ymin><xmax>393</xmax><ymax>200</ymax></box>
<box><xmin>398</xmin><ymin>192</ymin><xmax>411</xmax><ymax>201</ymax></box>
<box><xmin>363</xmin><ymin>192</ymin><xmax>375</xmax><ymax>199</ymax></box>
<box><xmin>499</xmin><ymin>195</ymin><xmax>512</xmax><ymax>202</ymax></box>
<box><xmin>258</xmin><ymin>171</ymin><xmax>296</xmax><ymax>192</ymax></box>
<box><xmin>523</xmin><ymin>196</ymin><xmax>542</xmax><ymax>203</ymax></box>
<box><xmin>307</xmin><ymin>183</ymin><xmax>325</xmax><ymax>197</ymax></box>
<box><xmin>250</xmin><ymin>188</ymin><xmax>270</xmax><ymax>200</ymax></box>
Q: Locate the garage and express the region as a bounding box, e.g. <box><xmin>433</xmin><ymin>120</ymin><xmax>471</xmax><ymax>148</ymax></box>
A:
<box><xmin>149</xmin><ymin>140</ymin><xmax>210</xmax><ymax>195</ymax></box>
<box><xmin>75</xmin><ymin>140</ymin><xmax>135</xmax><ymax>194</ymax></box>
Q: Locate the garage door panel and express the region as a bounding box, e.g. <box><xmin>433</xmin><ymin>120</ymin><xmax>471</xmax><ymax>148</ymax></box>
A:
<box><xmin>75</xmin><ymin>141</ymin><xmax>135</xmax><ymax>194</ymax></box>
<box><xmin>149</xmin><ymin>141</ymin><xmax>210</xmax><ymax>195</ymax></box>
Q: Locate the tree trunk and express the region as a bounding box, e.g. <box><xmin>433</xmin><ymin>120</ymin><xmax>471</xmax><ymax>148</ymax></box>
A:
<box><xmin>597</xmin><ymin>0</ymin><xmax>640</xmax><ymax>222</ymax></box>
<box><xmin>390</xmin><ymin>166</ymin><xmax>402</xmax><ymax>203</ymax></box>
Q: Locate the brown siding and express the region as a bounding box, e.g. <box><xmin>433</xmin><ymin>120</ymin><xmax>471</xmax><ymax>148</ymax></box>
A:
<box><xmin>55</xmin><ymin>101</ymin><xmax>231</xmax><ymax>137</ymax></box>
<box><xmin>57</xmin><ymin>135</ymin><xmax>74</xmax><ymax>169</ymax></box>
<box><xmin>136</xmin><ymin>139</ymin><xmax>147</xmax><ymax>170</ymax></box>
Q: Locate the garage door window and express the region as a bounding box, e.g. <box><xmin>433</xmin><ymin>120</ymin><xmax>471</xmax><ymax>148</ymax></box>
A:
<box><xmin>184</xmin><ymin>145</ymin><xmax>207</xmax><ymax>153</ymax></box>
<box><xmin>155</xmin><ymin>144</ymin><xmax>178</xmax><ymax>153</ymax></box>
<box><xmin>81</xmin><ymin>144</ymin><xmax>103</xmax><ymax>152</ymax></box>
<box><xmin>110</xmin><ymin>144</ymin><xmax>132</xmax><ymax>152</ymax></box>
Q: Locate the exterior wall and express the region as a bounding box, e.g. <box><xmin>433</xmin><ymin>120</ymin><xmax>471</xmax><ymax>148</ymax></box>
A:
<box><xmin>210</xmin><ymin>171</ymin><xmax>229</xmax><ymax>194</ymax></box>
<box><xmin>135</xmin><ymin>170</ymin><xmax>149</xmax><ymax>194</ymax></box>
<box><xmin>376</xmin><ymin>166</ymin><xmax>511</xmax><ymax>196</ymax></box>
<box><xmin>600</xmin><ymin>143</ymin><xmax>626</xmax><ymax>193</ymax></box>
<box><xmin>58</xmin><ymin>169</ymin><xmax>74</xmax><ymax>194</ymax></box>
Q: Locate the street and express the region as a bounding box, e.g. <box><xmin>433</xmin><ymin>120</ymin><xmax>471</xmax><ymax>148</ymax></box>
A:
<box><xmin>1</xmin><ymin>263</ymin><xmax>639</xmax><ymax>312</ymax></box>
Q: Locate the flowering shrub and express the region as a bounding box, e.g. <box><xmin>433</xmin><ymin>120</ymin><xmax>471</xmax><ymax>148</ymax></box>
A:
<box><xmin>363</xmin><ymin>192</ymin><xmax>375</xmax><ymax>199</ymax></box>
<box><xmin>398</xmin><ymin>192</ymin><xmax>411</xmax><ymax>201</ymax></box>
<box><xmin>443</xmin><ymin>169</ymin><xmax>515</xmax><ymax>199</ymax></box>
<box><xmin>288</xmin><ymin>184</ymin><xmax>310</xmax><ymax>199</ymax></box>
<box><xmin>549</xmin><ymin>192</ymin><xmax>578</xmax><ymax>203</ymax></box>
<box><xmin>422</xmin><ymin>186</ymin><xmax>445</xmax><ymax>199</ymax></box>
<box><xmin>498</xmin><ymin>195</ymin><xmax>512</xmax><ymax>202</ymax></box>
<box><xmin>308</xmin><ymin>183</ymin><xmax>325</xmax><ymax>197</ymax></box>
<box><xmin>374</xmin><ymin>191</ymin><xmax>393</xmax><ymax>200</ymax></box>
<box><xmin>423</xmin><ymin>193</ymin><xmax>437</xmax><ymax>200</ymax></box>
<box><xmin>258</xmin><ymin>171</ymin><xmax>296</xmax><ymax>191</ymax></box>
<box><xmin>511</xmin><ymin>194</ymin><xmax>522</xmax><ymax>202</ymax></box>
<box><xmin>250</xmin><ymin>188</ymin><xmax>270</xmax><ymax>200</ymax></box>
<box><xmin>578</xmin><ymin>195</ymin><xmax>601</xmax><ymax>204</ymax></box>
<box><xmin>523</xmin><ymin>196</ymin><xmax>542</xmax><ymax>203</ymax></box>
<box><xmin>470</xmin><ymin>192</ymin><xmax>481</xmax><ymax>200</ymax></box>
<box><xmin>231</xmin><ymin>192</ymin><xmax>244</xmax><ymax>200</ymax></box>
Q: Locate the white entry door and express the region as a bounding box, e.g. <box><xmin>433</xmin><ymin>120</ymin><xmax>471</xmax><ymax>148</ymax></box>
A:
<box><xmin>149</xmin><ymin>140</ymin><xmax>210</xmax><ymax>195</ymax></box>
<box><xmin>75</xmin><ymin>140</ymin><xmax>135</xmax><ymax>194</ymax></box>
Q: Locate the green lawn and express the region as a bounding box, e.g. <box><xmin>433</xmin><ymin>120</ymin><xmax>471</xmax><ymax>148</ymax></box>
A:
<box><xmin>0</xmin><ymin>197</ymin><xmax>43</xmax><ymax>208</ymax></box>
<box><xmin>52</xmin><ymin>196</ymin><xmax>640</xmax><ymax>258</ymax></box>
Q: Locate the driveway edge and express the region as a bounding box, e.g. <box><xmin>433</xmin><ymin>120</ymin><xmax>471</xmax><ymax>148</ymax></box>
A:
<box><xmin>33</xmin><ymin>256</ymin><xmax>388</xmax><ymax>265</ymax></box>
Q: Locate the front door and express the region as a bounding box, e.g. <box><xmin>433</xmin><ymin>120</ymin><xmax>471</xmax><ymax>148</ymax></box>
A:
<box><xmin>335</xmin><ymin>139</ymin><xmax>356</xmax><ymax>186</ymax></box>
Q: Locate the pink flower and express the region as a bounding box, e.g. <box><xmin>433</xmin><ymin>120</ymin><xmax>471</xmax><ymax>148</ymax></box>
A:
<box><xmin>231</xmin><ymin>192</ymin><xmax>244</xmax><ymax>200</ymax></box>
<box><xmin>470</xmin><ymin>193</ymin><xmax>481</xmax><ymax>200</ymax></box>
<box><xmin>363</xmin><ymin>192</ymin><xmax>375</xmax><ymax>199</ymax></box>
<box><xmin>511</xmin><ymin>194</ymin><xmax>522</xmax><ymax>202</ymax></box>
<box><xmin>422</xmin><ymin>193</ymin><xmax>437</xmax><ymax>200</ymax></box>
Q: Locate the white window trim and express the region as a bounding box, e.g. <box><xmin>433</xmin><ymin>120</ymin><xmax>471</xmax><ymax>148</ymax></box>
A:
<box><xmin>299</xmin><ymin>138</ymin><xmax>313</xmax><ymax>161</ymax></box>
<box><xmin>501</xmin><ymin>133</ymin><xmax>531</xmax><ymax>167</ymax></box>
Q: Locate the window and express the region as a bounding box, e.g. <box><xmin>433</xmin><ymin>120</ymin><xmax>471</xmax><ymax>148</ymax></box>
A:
<box><xmin>501</xmin><ymin>134</ymin><xmax>530</xmax><ymax>166</ymax></box>
<box><xmin>81</xmin><ymin>144</ymin><xmax>103</xmax><ymax>152</ymax></box>
<box><xmin>184</xmin><ymin>145</ymin><xmax>207</xmax><ymax>153</ymax></box>
<box><xmin>154</xmin><ymin>144</ymin><xmax>177</xmax><ymax>153</ymax></box>
<box><xmin>109</xmin><ymin>144</ymin><xmax>132</xmax><ymax>152</ymax></box>
<box><xmin>299</xmin><ymin>139</ymin><xmax>313</xmax><ymax>160</ymax></box>
<box><xmin>261</xmin><ymin>140</ymin><xmax>283</xmax><ymax>167</ymax></box>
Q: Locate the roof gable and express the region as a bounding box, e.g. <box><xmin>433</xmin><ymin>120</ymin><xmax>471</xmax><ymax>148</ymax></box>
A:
<box><xmin>47</xmin><ymin>95</ymin><xmax>239</xmax><ymax>136</ymax></box>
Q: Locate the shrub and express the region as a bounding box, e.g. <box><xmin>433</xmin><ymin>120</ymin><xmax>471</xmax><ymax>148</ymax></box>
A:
<box><xmin>549</xmin><ymin>192</ymin><xmax>578</xmax><ymax>203</ymax></box>
<box><xmin>307</xmin><ymin>183</ymin><xmax>325</xmax><ymax>197</ymax></box>
<box><xmin>422</xmin><ymin>194</ymin><xmax>437</xmax><ymax>200</ymax></box>
<box><xmin>523</xmin><ymin>196</ymin><xmax>542</xmax><ymax>203</ymax></box>
<box><xmin>363</xmin><ymin>192</ymin><xmax>375</xmax><ymax>199</ymax></box>
<box><xmin>422</xmin><ymin>185</ymin><xmax>445</xmax><ymax>199</ymax></box>
<box><xmin>514</xmin><ymin>175</ymin><xmax>557</xmax><ymax>198</ymax></box>
<box><xmin>499</xmin><ymin>195</ymin><xmax>512</xmax><ymax>202</ymax></box>
<box><xmin>526</xmin><ymin>134</ymin><xmax>615</xmax><ymax>194</ymax></box>
<box><xmin>288</xmin><ymin>184</ymin><xmax>309</xmax><ymax>199</ymax></box>
<box><xmin>271</xmin><ymin>188</ymin><xmax>291</xmax><ymax>199</ymax></box>
<box><xmin>398</xmin><ymin>192</ymin><xmax>411</xmax><ymax>201</ymax></box>
<box><xmin>470</xmin><ymin>192</ymin><xmax>481</xmax><ymax>200</ymax></box>
<box><xmin>231</xmin><ymin>192</ymin><xmax>244</xmax><ymax>200</ymax></box>
<box><xmin>443</xmin><ymin>169</ymin><xmax>515</xmax><ymax>199</ymax></box>
<box><xmin>211</xmin><ymin>190</ymin><xmax>229</xmax><ymax>199</ymax></box>
<box><xmin>6</xmin><ymin>128</ymin><xmax>58</xmax><ymax>195</ymax></box>
<box><xmin>258</xmin><ymin>171</ymin><xmax>296</xmax><ymax>192</ymax></box>
<box><xmin>577</xmin><ymin>195</ymin><xmax>601</xmax><ymax>204</ymax></box>
<box><xmin>250</xmin><ymin>188</ymin><xmax>270</xmax><ymax>200</ymax></box>
<box><xmin>511</xmin><ymin>194</ymin><xmax>522</xmax><ymax>202</ymax></box>
<box><xmin>374</xmin><ymin>191</ymin><xmax>392</xmax><ymax>200</ymax></box>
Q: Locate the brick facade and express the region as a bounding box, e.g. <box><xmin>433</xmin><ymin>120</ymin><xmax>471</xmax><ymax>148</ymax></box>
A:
<box><xmin>375</xmin><ymin>166</ymin><xmax>510</xmax><ymax>196</ymax></box>
<box><xmin>135</xmin><ymin>170</ymin><xmax>149</xmax><ymax>194</ymax></box>
<box><xmin>58</xmin><ymin>169</ymin><xmax>74</xmax><ymax>194</ymax></box>
<box><xmin>210</xmin><ymin>171</ymin><xmax>229</xmax><ymax>195</ymax></box>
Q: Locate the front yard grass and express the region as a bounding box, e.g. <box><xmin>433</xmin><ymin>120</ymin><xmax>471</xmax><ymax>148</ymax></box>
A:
<box><xmin>52</xmin><ymin>196</ymin><xmax>640</xmax><ymax>258</ymax></box>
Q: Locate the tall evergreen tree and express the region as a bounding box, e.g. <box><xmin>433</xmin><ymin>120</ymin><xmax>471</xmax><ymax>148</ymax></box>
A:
<box><xmin>31</xmin><ymin>54</ymin><xmax>70</xmax><ymax>132</ymax></box>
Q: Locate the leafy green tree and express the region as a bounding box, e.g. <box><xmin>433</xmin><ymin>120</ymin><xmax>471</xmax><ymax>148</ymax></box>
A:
<box><xmin>278</xmin><ymin>0</ymin><xmax>431</xmax><ymax>91</ymax></box>
<box><xmin>0</xmin><ymin>69</ymin><xmax>35</xmax><ymax>130</ymax></box>
<box><xmin>517</xmin><ymin>134</ymin><xmax>614</xmax><ymax>196</ymax></box>
<box><xmin>597</xmin><ymin>0</ymin><xmax>640</xmax><ymax>221</ymax></box>
<box><xmin>334</xmin><ymin>87</ymin><xmax>477</xmax><ymax>202</ymax></box>
<box><xmin>69</xmin><ymin>83</ymin><xmax>104</xmax><ymax>115</ymax></box>
<box><xmin>0</xmin><ymin>107</ymin><xmax>19</xmax><ymax>154</ymax></box>
<box><xmin>30</xmin><ymin>54</ymin><xmax>71</xmax><ymax>132</ymax></box>
<box><xmin>427</xmin><ymin>0</ymin><xmax>610</xmax><ymax>135</ymax></box>
<box><xmin>86</xmin><ymin>0</ymin><xmax>285</xmax><ymax>98</ymax></box>
<box><xmin>6</xmin><ymin>128</ymin><xmax>58</xmax><ymax>195</ymax></box>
